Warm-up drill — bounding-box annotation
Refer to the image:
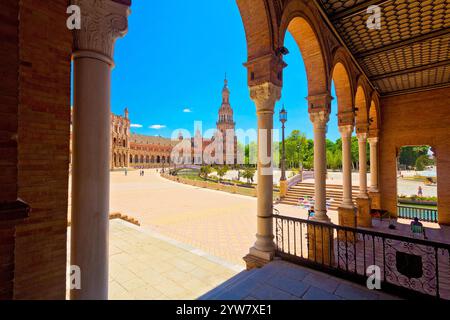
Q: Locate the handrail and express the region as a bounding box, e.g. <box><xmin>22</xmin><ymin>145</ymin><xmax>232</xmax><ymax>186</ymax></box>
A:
<box><xmin>274</xmin><ymin>213</ymin><xmax>450</xmax><ymax>250</ymax></box>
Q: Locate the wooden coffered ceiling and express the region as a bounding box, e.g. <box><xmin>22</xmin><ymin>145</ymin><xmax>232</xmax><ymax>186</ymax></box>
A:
<box><xmin>315</xmin><ymin>0</ymin><xmax>450</xmax><ymax>96</ymax></box>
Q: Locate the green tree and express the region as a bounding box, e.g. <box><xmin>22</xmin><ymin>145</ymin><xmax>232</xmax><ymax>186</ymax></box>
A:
<box><xmin>415</xmin><ymin>154</ymin><xmax>433</xmax><ymax>171</ymax></box>
<box><xmin>199</xmin><ymin>166</ymin><xmax>212</xmax><ymax>180</ymax></box>
<box><xmin>215</xmin><ymin>165</ymin><xmax>229</xmax><ymax>182</ymax></box>
<box><xmin>241</xmin><ymin>168</ymin><xmax>256</xmax><ymax>184</ymax></box>
<box><xmin>399</xmin><ymin>146</ymin><xmax>430</xmax><ymax>168</ymax></box>
<box><xmin>244</xmin><ymin>141</ymin><xmax>257</xmax><ymax>166</ymax></box>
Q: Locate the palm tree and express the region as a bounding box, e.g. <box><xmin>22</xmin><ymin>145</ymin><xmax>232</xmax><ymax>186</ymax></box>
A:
<box><xmin>241</xmin><ymin>168</ymin><xmax>256</xmax><ymax>184</ymax></box>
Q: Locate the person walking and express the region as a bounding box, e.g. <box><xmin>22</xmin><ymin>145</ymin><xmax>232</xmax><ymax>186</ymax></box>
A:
<box><xmin>418</xmin><ymin>186</ymin><xmax>423</xmax><ymax>197</ymax></box>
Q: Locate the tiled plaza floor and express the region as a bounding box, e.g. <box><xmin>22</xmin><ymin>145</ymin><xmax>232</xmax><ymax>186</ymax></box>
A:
<box><xmin>107</xmin><ymin>170</ymin><xmax>257</xmax><ymax>266</ymax></box>
<box><xmin>67</xmin><ymin>219</ymin><xmax>242</xmax><ymax>300</ymax></box>
<box><xmin>201</xmin><ymin>260</ymin><xmax>399</xmax><ymax>300</ymax></box>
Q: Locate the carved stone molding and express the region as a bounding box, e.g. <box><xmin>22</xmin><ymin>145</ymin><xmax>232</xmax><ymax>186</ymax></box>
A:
<box><xmin>72</xmin><ymin>0</ymin><xmax>131</xmax><ymax>61</ymax></box>
<box><xmin>357</xmin><ymin>132</ymin><xmax>368</xmax><ymax>142</ymax></box>
<box><xmin>249</xmin><ymin>83</ymin><xmax>282</xmax><ymax>114</ymax></box>
<box><xmin>338</xmin><ymin>109</ymin><xmax>355</xmax><ymax>127</ymax></box>
<box><xmin>307</xmin><ymin>93</ymin><xmax>332</xmax><ymax>114</ymax></box>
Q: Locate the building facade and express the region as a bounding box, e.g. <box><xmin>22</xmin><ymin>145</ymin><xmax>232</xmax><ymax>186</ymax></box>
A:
<box><xmin>110</xmin><ymin>77</ymin><xmax>238</xmax><ymax>169</ymax></box>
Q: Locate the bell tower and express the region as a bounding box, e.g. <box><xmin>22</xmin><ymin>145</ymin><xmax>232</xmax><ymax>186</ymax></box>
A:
<box><xmin>216</xmin><ymin>76</ymin><xmax>237</xmax><ymax>164</ymax></box>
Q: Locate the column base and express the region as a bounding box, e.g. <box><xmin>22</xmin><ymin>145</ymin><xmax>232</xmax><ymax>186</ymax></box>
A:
<box><xmin>243</xmin><ymin>247</ymin><xmax>274</xmax><ymax>270</ymax></box>
<box><xmin>279</xmin><ymin>179</ymin><xmax>288</xmax><ymax>198</ymax></box>
<box><xmin>356</xmin><ymin>197</ymin><xmax>372</xmax><ymax>228</ymax></box>
<box><xmin>307</xmin><ymin>224</ymin><xmax>334</xmax><ymax>266</ymax></box>
<box><xmin>310</xmin><ymin>213</ymin><xmax>331</xmax><ymax>224</ymax></box>
<box><xmin>368</xmin><ymin>191</ymin><xmax>381</xmax><ymax>210</ymax></box>
<box><xmin>338</xmin><ymin>205</ymin><xmax>356</xmax><ymax>228</ymax></box>
<box><xmin>338</xmin><ymin>205</ymin><xmax>357</xmax><ymax>242</ymax></box>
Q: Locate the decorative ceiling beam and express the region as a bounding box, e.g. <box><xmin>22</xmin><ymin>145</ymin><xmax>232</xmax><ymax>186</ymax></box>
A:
<box><xmin>370</xmin><ymin>59</ymin><xmax>450</xmax><ymax>81</ymax></box>
<box><xmin>312</xmin><ymin>0</ymin><xmax>377</xmax><ymax>93</ymax></box>
<box><xmin>356</xmin><ymin>28</ymin><xmax>450</xmax><ymax>58</ymax></box>
<box><xmin>380</xmin><ymin>82</ymin><xmax>450</xmax><ymax>98</ymax></box>
<box><xmin>330</xmin><ymin>0</ymin><xmax>393</xmax><ymax>22</ymax></box>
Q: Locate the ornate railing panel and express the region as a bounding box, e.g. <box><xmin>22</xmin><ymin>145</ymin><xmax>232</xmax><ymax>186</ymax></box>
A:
<box><xmin>274</xmin><ymin>213</ymin><xmax>450</xmax><ymax>300</ymax></box>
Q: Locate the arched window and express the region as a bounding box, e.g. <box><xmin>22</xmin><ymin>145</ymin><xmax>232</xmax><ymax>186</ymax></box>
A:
<box><xmin>140</xmin><ymin>155</ymin><xmax>144</xmax><ymax>163</ymax></box>
<box><xmin>130</xmin><ymin>155</ymin><xmax>133</xmax><ymax>163</ymax></box>
<box><xmin>157</xmin><ymin>156</ymin><xmax>161</xmax><ymax>163</ymax></box>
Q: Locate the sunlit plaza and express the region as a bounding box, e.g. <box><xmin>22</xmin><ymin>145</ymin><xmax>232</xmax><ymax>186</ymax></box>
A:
<box><xmin>2</xmin><ymin>0</ymin><xmax>450</xmax><ymax>306</ymax></box>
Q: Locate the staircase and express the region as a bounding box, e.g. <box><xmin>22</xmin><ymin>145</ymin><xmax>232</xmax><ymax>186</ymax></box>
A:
<box><xmin>281</xmin><ymin>182</ymin><xmax>360</xmax><ymax>211</ymax></box>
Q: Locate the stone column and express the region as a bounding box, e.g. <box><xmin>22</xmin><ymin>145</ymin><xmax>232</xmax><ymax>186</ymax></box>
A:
<box><xmin>356</xmin><ymin>132</ymin><xmax>372</xmax><ymax>227</ymax></box>
<box><xmin>357</xmin><ymin>133</ymin><xmax>369</xmax><ymax>198</ymax></box>
<box><xmin>309</xmin><ymin>111</ymin><xmax>331</xmax><ymax>222</ymax></box>
<box><xmin>368</xmin><ymin>137</ymin><xmax>379</xmax><ymax>192</ymax></box>
<box><xmin>70</xmin><ymin>0</ymin><xmax>130</xmax><ymax>300</ymax></box>
<box><xmin>340</xmin><ymin>125</ymin><xmax>354</xmax><ymax>208</ymax></box>
<box><xmin>244</xmin><ymin>83</ymin><xmax>281</xmax><ymax>269</ymax></box>
<box><xmin>368</xmin><ymin>137</ymin><xmax>381</xmax><ymax>210</ymax></box>
<box><xmin>338</xmin><ymin>125</ymin><xmax>356</xmax><ymax>229</ymax></box>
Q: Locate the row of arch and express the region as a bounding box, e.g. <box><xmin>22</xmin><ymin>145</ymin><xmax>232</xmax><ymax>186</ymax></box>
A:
<box><xmin>237</xmin><ymin>0</ymin><xmax>380</xmax><ymax>133</ymax></box>
<box><xmin>129</xmin><ymin>154</ymin><xmax>170</xmax><ymax>164</ymax></box>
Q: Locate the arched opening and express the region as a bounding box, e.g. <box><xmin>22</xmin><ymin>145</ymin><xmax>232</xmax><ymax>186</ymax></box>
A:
<box><xmin>151</xmin><ymin>155</ymin><xmax>155</xmax><ymax>163</ymax></box>
<box><xmin>130</xmin><ymin>155</ymin><xmax>133</xmax><ymax>164</ymax></box>
<box><xmin>146</xmin><ymin>155</ymin><xmax>149</xmax><ymax>163</ymax></box>
<box><xmin>369</xmin><ymin>99</ymin><xmax>379</xmax><ymax>133</ymax></box>
<box><xmin>140</xmin><ymin>155</ymin><xmax>144</xmax><ymax>163</ymax></box>
<box><xmin>134</xmin><ymin>155</ymin><xmax>138</xmax><ymax>164</ymax></box>
<box><xmin>332</xmin><ymin>62</ymin><xmax>353</xmax><ymax>116</ymax></box>
<box><xmin>284</xmin><ymin>16</ymin><xmax>328</xmax><ymax>96</ymax></box>
<box><xmin>157</xmin><ymin>156</ymin><xmax>161</xmax><ymax>164</ymax></box>
<box><xmin>397</xmin><ymin>146</ymin><xmax>438</xmax><ymax>223</ymax></box>
<box><xmin>355</xmin><ymin>85</ymin><xmax>369</xmax><ymax>128</ymax></box>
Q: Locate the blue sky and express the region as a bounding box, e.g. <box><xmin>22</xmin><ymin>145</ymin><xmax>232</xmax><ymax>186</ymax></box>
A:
<box><xmin>110</xmin><ymin>0</ymin><xmax>340</xmax><ymax>142</ymax></box>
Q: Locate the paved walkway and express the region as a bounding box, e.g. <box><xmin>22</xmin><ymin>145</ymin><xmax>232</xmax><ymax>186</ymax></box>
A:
<box><xmin>200</xmin><ymin>260</ymin><xmax>399</xmax><ymax>300</ymax></box>
<box><xmin>67</xmin><ymin>219</ymin><xmax>241</xmax><ymax>300</ymax></box>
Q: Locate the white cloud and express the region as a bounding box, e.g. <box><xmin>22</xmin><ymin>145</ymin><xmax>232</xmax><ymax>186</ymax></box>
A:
<box><xmin>149</xmin><ymin>124</ymin><xmax>166</xmax><ymax>130</ymax></box>
<box><xmin>183</xmin><ymin>108</ymin><xmax>192</xmax><ymax>113</ymax></box>
<box><xmin>130</xmin><ymin>124</ymin><xmax>143</xmax><ymax>128</ymax></box>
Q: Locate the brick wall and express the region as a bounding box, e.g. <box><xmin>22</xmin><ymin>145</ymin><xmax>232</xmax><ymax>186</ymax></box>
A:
<box><xmin>0</xmin><ymin>0</ymin><xmax>19</xmax><ymax>202</ymax></box>
<box><xmin>0</xmin><ymin>0</ymin><xmax>19</xmax><ymax>300</ymax></box>
<box><xmin>12</xmin><ymin>0</ymin><xmax>72</xmax><ymax>299</ymax></box>
<box><xmin>379</xmin><ymin>88</ymin><xmax>450</xmax><ymax>225</ymax></box>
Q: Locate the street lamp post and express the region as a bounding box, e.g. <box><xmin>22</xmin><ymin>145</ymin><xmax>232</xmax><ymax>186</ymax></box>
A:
<box><xmin>279</xmin><ymin>105</ymin><xmax>288</xmax><ymax>197</ymax></box>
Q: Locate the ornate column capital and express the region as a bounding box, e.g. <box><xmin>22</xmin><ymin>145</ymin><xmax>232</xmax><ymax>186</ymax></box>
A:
<box><xmin>310</xmin><ymin>110</ymin><xmax>330</xmax><ymax>130</ymax></box>
<box><xmin>357</xmin><ymin>132</ymin><xmax>368</xmax><ymax>142</ymax></box>
<box><xmin>338</xmin><ymin>124</ymin><xmax>354</xmax><ymax>138</ymax></box>
<box><xmin>368</xmin><ymin>137</ymin><xmax>379</xmax><ymax>145</ymax></box>
<box><xmin>72</xmin><ymin>0</ymin><xmax>131</xmax><ymax>64</ymax></box>
<box><xmin>249</xmin><ymin>83</ymin><xmax>282</xmax><ymax>114</ymax></box>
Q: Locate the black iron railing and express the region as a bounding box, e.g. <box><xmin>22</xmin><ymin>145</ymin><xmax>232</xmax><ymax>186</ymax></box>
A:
<box><xmin>398</xmin><ymin>205</ymin><xmax>438</xmax><ymax>223</ymax></box>
<box><xmin>274</xmin><ymin>213</ymin><xmax>450</xmax><ymax>300</ymax></box>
